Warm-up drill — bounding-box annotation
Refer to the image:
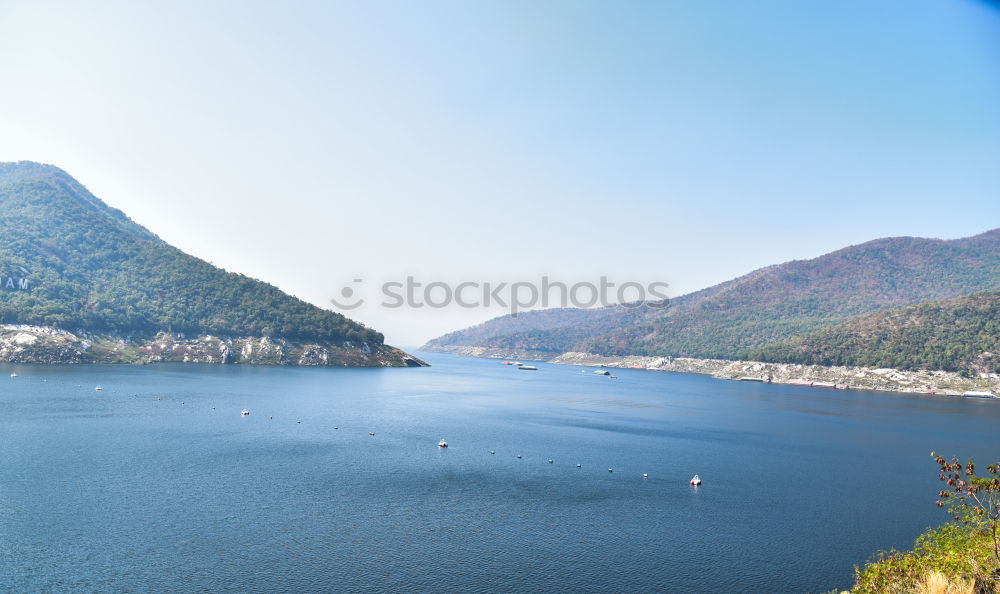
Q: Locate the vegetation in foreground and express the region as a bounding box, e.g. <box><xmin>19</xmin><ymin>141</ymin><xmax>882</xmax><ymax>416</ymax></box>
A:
<box><xmin>852</xmin><ymin>454</ymin><xmax>1000</xmax><ymax>594</ymax></box>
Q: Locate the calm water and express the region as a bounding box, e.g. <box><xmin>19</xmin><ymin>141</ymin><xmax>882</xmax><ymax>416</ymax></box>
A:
<box><xmin>0</xmin><ymin>353</ymin><xmax>997</xmax><ymax>593</ymax></box>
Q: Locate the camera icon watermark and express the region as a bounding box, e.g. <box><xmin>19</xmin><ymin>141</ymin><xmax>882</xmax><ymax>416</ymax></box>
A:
<box><xmin>329</xmin><ymin>278</ymin><xmax>365</xmax><ymax>310</ymax></box>
<box><xmin>330</xmin><ymin>276</ymin><xmax>669</xmax><ymax>315</ymax></box>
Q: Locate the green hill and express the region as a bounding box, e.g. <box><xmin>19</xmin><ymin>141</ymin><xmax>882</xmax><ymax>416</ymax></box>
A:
<box><xmin>748</xmin><ymin>291</ymin><xmax>1000</xmax><ymax>374</ymax></box>
<box><xmin>0</xmin><ymin>161</ymin><xmax>421</xmax><ymax>366</ymax></box>
<box><xmin>424</xmin><ymin>230</ymin><xmax>1000</xmax><ymax>360</ymax></box>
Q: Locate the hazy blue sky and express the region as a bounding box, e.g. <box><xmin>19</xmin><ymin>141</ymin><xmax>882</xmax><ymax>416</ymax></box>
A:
<box><xmin>1</xmin><ymin>0</ymin><xmax>998</xmax><ymax>345</ymax></box>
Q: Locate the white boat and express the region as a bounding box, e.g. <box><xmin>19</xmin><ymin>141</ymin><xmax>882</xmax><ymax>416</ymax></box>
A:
<box><xmin>963</xmin><ymin>391</ymin><xmax>997</xmax><ymax>399</ymax></box>
<box><xmin>690</xmin><ymin>474</ymin><xmax>702</xmax><ymax>486</ymax></box>
<box><xmin>240</xmin><ymin>409</ymin><xmax>250</xmax><ymax>416</ymax></box>
<box><xmin>438</xmin><ymin>439</ymin><xmax>448</xmax><ymax>448</ymax></box>
<box><xmin>9</xmin><ymin>373</ymin><xmax>16</xmax><ymax>378</ymax></box>
<box><xmin>594</xmin><ymin>370</ymin><xmax>610</xmax><ymax>376</ymax></box>
<box><xmin>95</xmin><ymin>386</ymin><xmax>103</xmax><ymax>391</ymax></box>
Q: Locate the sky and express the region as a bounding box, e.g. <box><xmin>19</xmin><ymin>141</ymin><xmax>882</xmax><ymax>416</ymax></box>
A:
<box><xmin>1</xmin><ymin>0</ymin><xmax>998</xmax><ymax>346</ymax></box>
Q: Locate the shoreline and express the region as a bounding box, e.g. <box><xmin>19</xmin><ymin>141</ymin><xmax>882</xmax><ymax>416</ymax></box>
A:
<box><xmin>0</xmin><ymin>325</ymin><xmax>427</xmax><ymax>368</ymax></box>
<box><xmin>421</xmin><ymin>345</ymin><xmax>999</xmax><ymax>397</ymax></box>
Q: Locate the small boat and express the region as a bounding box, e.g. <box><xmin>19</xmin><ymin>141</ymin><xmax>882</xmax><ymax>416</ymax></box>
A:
<box><xmin>438</xmin><ymin>439</ymin><xmax>448</xmax><ymax>448</ymax></box>
<box><xmin>548</xmin><ymin>459</ymin><xmax>554</xmax><ymax>464</ymax></box>
<box><xmin>369</xmin><ymin>432</ymin><xmax>376</xmax><ymax>436</ymax></box>
<box><xmin>489</xmin><ymin>450</ymin><xmax>495</xmax><ymax>454</ymax></box>
<box><xmin>608</xmin><ymin>468</ymin><xmax>613</xmax><ymax>472</ymax></box>
<box><xmin>240</xmin><ymin>409</ymin><xmax>250</xmax><ymax>416</ymax></box>
<box><xmin>9</xmin><ymin>373</ymin><xmax>16</xmax><ymax>378</ymax></box>
<box><xmin>519</xmin><ymin>365</ymin><xmax>538</xmax><ymax>371</ymax></box>
<box><xmin>594</xmin><ymin>370</ymin><xmax>610</xmax><ymax>376</ymax></box>
<box><xmin>690</xmin><ymin>474</ymin><xmax>702</xmax><ymax>486</ymax></box>
<box><xmin>516</xmin><ymin>455</ymin><xmax>522</xmax><ymax>459</ymax></box>
<box><xmin>95</xmin><ymin>386</ymin><xmax>103</xmax><ymax>391</ymax></box>
<box><xmin>963</xmin><ymin>391</ymin><xmax>997</xmax><ymax>399</ymax></box>
<box><xmin>643</xmin><ymin>473</ymin><xmax>649</xmax><ymax>478</ymax></box>
<box><xmin>576</xmin><ymin>464</ymin><xmax>582</xmax><ymax>468</ymax></box>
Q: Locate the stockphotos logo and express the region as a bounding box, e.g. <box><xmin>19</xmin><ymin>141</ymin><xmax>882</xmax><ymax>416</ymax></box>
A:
<box><xmin>329</xmin><ymin>276</ymin><xmax>670</xmax><ymax>315</ymax></box>
<box><xmin>2</xmin><ymin>266</ymin><xmax>30</xmax><ymax>290</ymax></box>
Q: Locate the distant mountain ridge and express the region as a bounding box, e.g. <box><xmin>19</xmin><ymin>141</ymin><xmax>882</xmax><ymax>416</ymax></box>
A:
<box><xmin>0</xmin><ymin>161</ymin><xmax>422</xmax><ymax>366</ymax></box>
<box><xmin>424</xmin><ymin>229</ymin><xmax>1000</xmax><ymax>362</ymax></box>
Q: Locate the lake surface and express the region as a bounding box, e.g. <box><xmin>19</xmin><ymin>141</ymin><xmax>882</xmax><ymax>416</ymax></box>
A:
<box><xmin>1</xmin><ymin>352</ymin><xmax>997</xmax><ymax>593</ymax></box>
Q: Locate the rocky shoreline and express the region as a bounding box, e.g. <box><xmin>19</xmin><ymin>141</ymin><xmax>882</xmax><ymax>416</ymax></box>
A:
<box><xmin>0</xmin><ymin>325</ymin><xmax>426</xmax><ymax>367</ymax></box>
<box><xmin>421</xmin><ymin>345</ymin><xmax>999</xmax><ymax>397</ymax></box>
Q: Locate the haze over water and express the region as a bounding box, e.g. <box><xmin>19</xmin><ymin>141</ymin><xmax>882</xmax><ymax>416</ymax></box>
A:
<box><xmin>1</xmin><ymin>353</ymin><xmax>997</xmax><ymax>592</ymax></box>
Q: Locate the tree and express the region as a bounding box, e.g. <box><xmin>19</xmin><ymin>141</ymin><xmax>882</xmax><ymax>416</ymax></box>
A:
<box><xmin>933</xmin><ymin>452</ymin><xmax>1000</xmax><ymax>591</ymax></box>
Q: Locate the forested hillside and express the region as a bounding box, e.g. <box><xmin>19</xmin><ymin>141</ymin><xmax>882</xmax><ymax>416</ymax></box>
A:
<box><xmin>748</xmin><ymin>291</ymin><xmax>1000</xmax><ymax>374</ymax></box>
<box><xmin>425</xmin><ymin>230</ymin><xmax>1000</xmax><ymax>360</ymax></box>
<box><xmin>0</xmin><ymin>161</ymin><xmax>389</xmax><ymax>351</ymax></box>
